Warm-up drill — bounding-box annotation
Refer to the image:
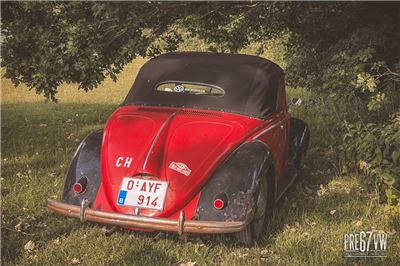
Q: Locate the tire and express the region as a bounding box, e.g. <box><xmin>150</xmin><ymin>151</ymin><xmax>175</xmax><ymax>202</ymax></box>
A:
<box><xmin>235</xmin><ymin>223</ymin><xmax>254</xmax><ymax>246</ymax></box>
<box><xmin>296</xmin><ymin>128</ymin><xmax>310</xmax><ymax>171</ymax></box>
<box><xmin>235</xmin><ymin>172</ymin><xmax>270</xmax><ymax>246</ymax></box>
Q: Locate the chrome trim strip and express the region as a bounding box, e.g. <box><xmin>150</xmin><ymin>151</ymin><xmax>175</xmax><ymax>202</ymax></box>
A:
<box><xmin>252</xmin><ymin>124</ymin><xmax>279</xmax><ymax>139</ymax></box>
<box><xmin>252</xmin><ymin>115</ymin><xmax>290</xmax><ymax>140</ymax></box>
<box><xmin>300</xmin><ymin>128</ymin><xmax>306</xmax><ymax>146</ymax></box>
<box><xmin>143</xmin><ymin>110</ymin><xmax>179</xmax><ymax>170</ymax></box>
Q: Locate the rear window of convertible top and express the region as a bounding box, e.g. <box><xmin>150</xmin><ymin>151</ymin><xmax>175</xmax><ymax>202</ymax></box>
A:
<box><xmin>155</xmin><ymin>81</ymin><xmax>225</xmax><ymax>97</ymax></box>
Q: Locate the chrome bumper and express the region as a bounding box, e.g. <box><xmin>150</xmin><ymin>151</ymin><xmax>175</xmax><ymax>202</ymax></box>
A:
<box><xmin>47</xmin><ymin>199</ymin><xmax>246</xmax><ymax>235</ymax></box>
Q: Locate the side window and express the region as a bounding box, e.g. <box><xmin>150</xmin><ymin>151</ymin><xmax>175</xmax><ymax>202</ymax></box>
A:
<box><xmin>276</xmin><ymin>76</ymin><xmax>287</xmax><ymax>112</ymax></box>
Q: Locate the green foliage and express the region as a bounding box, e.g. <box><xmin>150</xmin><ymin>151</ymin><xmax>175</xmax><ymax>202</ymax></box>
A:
<box><xmin>343</xmin><ymin>119</ymin><xmax>399</xmax><ymax>171</ymax></box>
<box><xmin>335</xmin><ymin>47</ymin><xmax>400</xmax><ymax>210</ymax></box>
<box><xmin>259</xmin><ymin>3</ymin><xmax>400</xmax><ymax>209</ymax></box>
<box><xmin>274</xmin><ymin>11</ymin><xmax>400</xmax><ymax>209</ymax></box>
<box><xmin>1</xmin><ymin>2</ymin><xmax>189</xmax><ymax>100</ymax></box>
<box><xmin>3</xmin><ymin>2</ymin><xmax>398</xmax><ymax>100</ymax></box>
<box><xmin>342</xmin><ymin>113</ymin><xmax>400</xmax><ymax>203</ymax></box>
<box><xmin>323</xmin><ymin>33</ymin><xmax>400</xmax><ymax>210</ymax></box>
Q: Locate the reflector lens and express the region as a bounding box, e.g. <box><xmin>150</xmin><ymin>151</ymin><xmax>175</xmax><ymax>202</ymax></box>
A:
<box><xmin>213</xmin><ymin>199</ymin><xmax>224</xmax><ymax>210</ymax></box>
<box><xmin>73</xmin><ymin>183</ymin><xmax>83</xmax><ymax>193</ymax></box>
<box><xmin>73</xmin><ymin>176</ymin><xmax>88</xmax><ymax>194</ymax></box>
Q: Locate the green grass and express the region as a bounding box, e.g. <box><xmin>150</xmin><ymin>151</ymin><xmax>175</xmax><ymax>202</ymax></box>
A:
<box><xmin>2</xmin><ymin>59</ymin><xmax>399</xmax><ymax>265</ymax></box>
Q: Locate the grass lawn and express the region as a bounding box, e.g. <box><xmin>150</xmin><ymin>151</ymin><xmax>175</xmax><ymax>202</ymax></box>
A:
<box><xmin>1</xmin><ymin>58</ymin><xmax>399</xmax><ymax>265</ymax></box>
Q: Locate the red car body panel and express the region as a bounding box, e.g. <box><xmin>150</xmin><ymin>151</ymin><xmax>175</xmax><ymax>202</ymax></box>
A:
<box><xmin>93</xmin><ymin>106</ymin><xmax>270</xmax><ymax>220</ymax></box>
<box><xmin>250</xmin><ymin>111</ymin><xmax>291</xmax><ymax>197</ymax></box>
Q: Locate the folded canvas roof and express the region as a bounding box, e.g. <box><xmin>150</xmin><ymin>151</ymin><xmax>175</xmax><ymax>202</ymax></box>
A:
<box><xmin>123</xmin><ymin>52</ymin><xmax>284</xmax><ymax>117</ymax></box>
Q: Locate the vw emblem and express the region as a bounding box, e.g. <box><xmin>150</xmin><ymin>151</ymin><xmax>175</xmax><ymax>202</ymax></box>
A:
<box><xmin>174</xmin><ymin>85</ymin><xmax>185</xmax><ymax>93</ymax></box>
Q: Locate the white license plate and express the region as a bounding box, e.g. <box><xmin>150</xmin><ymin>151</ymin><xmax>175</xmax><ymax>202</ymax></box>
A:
<box><xmin>117</xmin><ymin>178</ymin><xmax>168</xmax><ymax>210</ymax></box>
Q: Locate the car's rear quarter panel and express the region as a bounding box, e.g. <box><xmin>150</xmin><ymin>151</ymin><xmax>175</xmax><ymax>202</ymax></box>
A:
<box><xmin>249</xmin><ymin>111</ymin><xmax>291</xmax><ymax>200</ymax></box>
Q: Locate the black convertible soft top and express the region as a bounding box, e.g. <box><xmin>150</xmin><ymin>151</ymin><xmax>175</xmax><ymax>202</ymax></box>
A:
<box><xmin>123</xmin><ymin>52</ymin><xmax>284</xmax><ymax>117</ymax></box>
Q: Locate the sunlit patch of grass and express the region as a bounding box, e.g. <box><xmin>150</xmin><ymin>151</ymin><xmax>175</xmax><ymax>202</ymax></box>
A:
<box><xmin>2</xmin><ymin>59</ymin><xmax>399</xmax><ymax>265</ymax></box>
<box><xmin>1</xmin><ymin>58</ymin><xmax>147</xmax><ymax>105</ymax></box>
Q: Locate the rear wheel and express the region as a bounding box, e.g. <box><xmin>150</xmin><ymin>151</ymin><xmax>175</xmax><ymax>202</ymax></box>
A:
<box><xmin>235</xmin><ymin>173</ymin><xmax>270</xmax><ymax>246</ymax></box>
<box><xmin>235</xmin><ymin>223</ymin><xmax>254</xmax><ymax>246</ymax></box>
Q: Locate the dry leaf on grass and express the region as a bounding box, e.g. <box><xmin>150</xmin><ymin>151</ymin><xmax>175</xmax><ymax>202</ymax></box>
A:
<box><xmin>15</xmin><ymin>221</ymin><xmax>31</xmax><ymax>232</ymax></box>
<box><xmin>371</xmin><ymin>229</ymin><xmax>386</xmax><ymax>234</ymax></box>
<box><xmin>179</xmin><ymin>262</ymin><xmax>196</xmax><ymax>266</ymax></box>
<box><xmin>69</xmin><ymin>258</ymin><xmax>81</xmax><ymax>265</ymax></box>
<box><xmin>351</xmin><ymin>220</ymin><xmax>363</xmax><ymax>227</ymax></box>
<box><xmin>230</xmin><ymin>249</ymin><xmax>249</xmax><ymax>258</ymax></box>
<box><xmin>18</xmin><ymin>215</ymin><xmax>36</xmax><ymax>222</ymax></box>
<box><xmin>52</xmin><ymin>237</ymin><xmax>61</xmax><ymax>245</ymax></box>
<box><xmin>101</xmin><ymin>226</ymin><xmax>108</xmax><ymax>233</ymax></box>
<box><xmin>48</xmin><ymin>172</ymin><xmax>56</xmax><ymax>177</ymax></box>
<box><xmin>15</xmin><ymin>222</ymin><xmax>23</xmax><ymax>232</ymax></box>
<box><xmin>317</xmin><ymin>185</ymin><xmax>328</xmax><ymax>196</ymax></box>
<box><xmin>305</xmin><ymin>218</ymin><xmax>317</xmax><ymax>226</ymax></box>
<box><xmin>24</xmin><ymin>240</ymin><xmax>35</xmax><ymax>253</ymax></box>
<box><xmin>260</xmin><ymin>249</ymin><xmax>280</xmax><ymax>262</ymax></box>
<box><xmin>343</xmin><ymin>187</ymin><xmax>351</xmax><ymax>194</ymax></box>
<box><xmin>284</xmin><ymin>224</ymin><xmax>297</xmax><ymax>233</ymax></box>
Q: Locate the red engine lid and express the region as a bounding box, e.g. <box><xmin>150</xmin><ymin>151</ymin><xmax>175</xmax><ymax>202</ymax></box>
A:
<box><xmin>98</xmin><ymin>106</ymin><xmax>264</xmax><ymax>217</ymax></box>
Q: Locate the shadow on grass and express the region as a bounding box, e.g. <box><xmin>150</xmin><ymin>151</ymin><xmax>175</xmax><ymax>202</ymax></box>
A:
<box><xmin>1</xmin><ymin>102</ymin><xmax>119</xmax><ymax>264</ymax></box>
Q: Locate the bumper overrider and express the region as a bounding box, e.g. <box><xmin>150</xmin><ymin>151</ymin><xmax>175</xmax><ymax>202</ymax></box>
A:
<box><xmin>47</xmin><ymin>199</ymin><xmax>247</xmax><ymax>235</ymax></box>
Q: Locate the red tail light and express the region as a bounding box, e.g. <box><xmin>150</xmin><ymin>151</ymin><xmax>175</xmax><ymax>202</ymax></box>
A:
<box><xmin>213</xmin><ymin>193</ymin><xmax>228</xmax><ymax>210</ymax></box>
<box><xmin>213</xmin><ymin>199</ymin><xmax>224</xmax><ymax>210</ymax></box>
<box><xmin>73</xmin><ymin>176</ymin><xmax>88</xmax><ymax>194</ymax></box>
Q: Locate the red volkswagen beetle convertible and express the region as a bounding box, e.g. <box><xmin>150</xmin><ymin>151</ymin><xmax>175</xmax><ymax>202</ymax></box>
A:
<box><xmin>47</xmin><ymin>52</ymin><xmax>309</xmax><ymax>245</ymax></box>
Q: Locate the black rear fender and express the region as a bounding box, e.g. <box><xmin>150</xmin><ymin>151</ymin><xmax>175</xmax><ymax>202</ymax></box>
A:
<box><xmin>62</xmin><ymin>130</ymin><xmax>103</xmax><ymax>205</ymax></box>
<box><xmin>196</xmin><ymin>141</ymin><xmax>275</xmax><ymax>222</ymax></box>
<box><xmin>289</xmin><ymin>118</ymin><xmax>310</xmax><ymax>166</ymax></box>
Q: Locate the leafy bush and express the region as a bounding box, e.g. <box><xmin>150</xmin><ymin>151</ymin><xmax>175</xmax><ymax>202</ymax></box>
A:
<box><xmin>342</xmin><ymin>113</ymin><xmax>400</xmax><ymax>210</ymax></box>
<box><xmin>320</xmin><ymin>31</ymin><xmax>400</xmax><ymax>212</ymax></box>
<box><xmin>284</xmin><ymin>26</ymin><xmax>400</xmax><ymax>211</ymax></box>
